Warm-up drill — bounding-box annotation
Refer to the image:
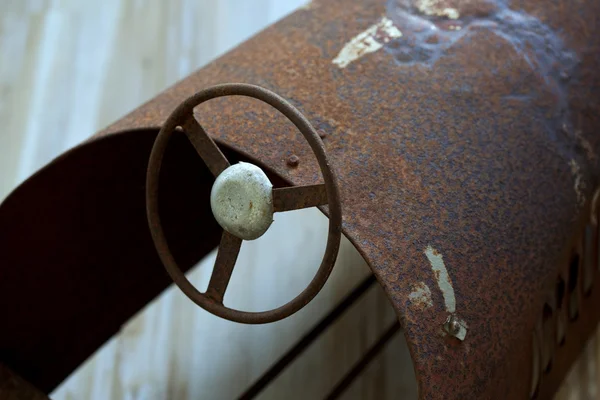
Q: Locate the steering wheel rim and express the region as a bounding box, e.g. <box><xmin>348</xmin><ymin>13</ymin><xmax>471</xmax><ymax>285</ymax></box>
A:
<box><xmin>146</xmin><ymin>83</ymin><xmax>342</xmax><ymax>324</ymax></box>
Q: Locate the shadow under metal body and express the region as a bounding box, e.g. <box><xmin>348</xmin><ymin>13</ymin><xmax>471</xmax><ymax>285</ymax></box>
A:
<box><xmin>2</xmin><ymin>0</ymin><xmax>600</xmax><ymax>398</ymax></box>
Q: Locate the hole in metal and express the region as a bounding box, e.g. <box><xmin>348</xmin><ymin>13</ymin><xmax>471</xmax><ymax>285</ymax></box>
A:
<box><xmin>541</xmin><ymin>304</ymin><xmax>554</xmax><ymax>373</ymax></box>
<box><xmin>555</xmin><ymin>277</ymin><xmax>565</xmax><ymax>309</ymax></box>
<box><xmin>583</xmin><ymin>224</ymin><xmax>595</xmax><ymax>295</ymax></box>
<box><xmin>556</xmin><ymin>312</ymin><xmax>566</xmax><ymax>346</ymax></box>
<box><xmin>530</xmin><ymin>332</ymin><xmax>541</xmax><ymax>398</ymax></box>
<box><xmin>567</xmin><ymin>252</ymin><xmax>580</xmax><ymax>321</ymax></box>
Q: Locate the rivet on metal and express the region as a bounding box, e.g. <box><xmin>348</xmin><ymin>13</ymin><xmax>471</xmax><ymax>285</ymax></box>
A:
<box><xmin>444</xmin><ymin>314</ymin><xmax>468</xmax><ymax>340</ymax></box>
<box><xmin>318</xmin><ymin>129</ymin><xmax>327</xmax><ymax>139</ymax></box>
<box><xmin>444</xmin><ymin>315</ymin><xmax>461</xmax><ymax>336</ymax></box>
<box><xmin>287</xmin><ymin>154</ymin><xmax>300</xmax><ymax>167</ymax></box>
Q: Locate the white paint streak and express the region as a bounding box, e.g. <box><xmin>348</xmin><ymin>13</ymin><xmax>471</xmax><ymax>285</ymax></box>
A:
<box><xmin>443</xmin><ymin>7</ymin><xmax>460</xmax><ymax>19</ymax></box>
<box><xmin>454</xmin><ymin>317</ymin><xmax>468</xmax><ymax>341</ymax></box>
<box><xmin>425</xmin><ymin>245</ymin><xmax>455</xmax><ymax>313</ymax></box>
<box><xmin>416</xmin><ymin>0</ymin><xmax>460</xmax><ymax>19</ymax></box>
<box><xmin>332</xmin><ymin>17</ymin><xmax>402</xmax><ymax>68</ymax></box>
<box><xmin>569</xmin><ymin>159</ymin><xmax>586</xmax><ymax>207</ymax></box>
<box><xmin>409</xmin><ymin>282</ymin><xmax>433</xmax><ymax>308</ymax></box>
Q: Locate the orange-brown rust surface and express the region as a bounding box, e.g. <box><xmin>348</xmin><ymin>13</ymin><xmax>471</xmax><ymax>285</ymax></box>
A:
<box><xmin>96</xmin><ymin>0</ymin><xmax>600</xmax><ymax>396</ymax></box>
<box><xmin>2</xmin><ymin>0</ymin><xmax>600</xmax><ymax>398</ymax></box>
<box><xmin>0</xmin><ymin>364</ymin><xmax>48</xmax><ymax>400</ymax></box>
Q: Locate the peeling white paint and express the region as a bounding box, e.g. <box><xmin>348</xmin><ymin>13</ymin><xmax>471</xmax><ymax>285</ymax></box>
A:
<box><xmin>444</xmin><ymin>7</ymin><xmax>460</xmax><ymax>19</ymax></box>
<box><xmin>569</xmin><ymin>159</ymin><xmax>586</xmax><ymax>207</ymax></box>
<box><xmin>425</xmin><ymin>246</ymin><xmax>469</xmax><ymax>339</ymax></box>
<box><xmin>454</xmin><ymin>317</ymin><xmax>468</xmax><ymax>341</ymax></box>
<box><xmin>425</xmin><ymin>245</ymin><xmax>455</xmax><ymax>313</ymax></box>
<box><xmin>332</xmin><ymin>17</ymin><xmax>402</xmax><ymax>68</ymax></box>
<box><xmin>409</xmin><ymin>282</ymin><xmax>433</xmax><ymax>308</ymax></box>
<box><xmin>415</xmin><ymin>0</ymin><xmax>460</xmax><ymax>19</ymax></box>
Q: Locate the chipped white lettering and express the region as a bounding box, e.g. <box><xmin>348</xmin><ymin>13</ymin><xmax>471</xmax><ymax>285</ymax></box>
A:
<box><xmin>332</xmin><ymin>17</ymin><xmax>402</xmax><ymax>68</ymax></box>
<box><xmin>415</xmin><ymin>0</ymin><xmax>460</xmax><ymax>19</ymax></box>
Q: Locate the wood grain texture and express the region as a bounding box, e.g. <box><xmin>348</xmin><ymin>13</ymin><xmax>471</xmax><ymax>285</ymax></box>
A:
<box><xmin>0</xmin><ymin>0</ymin><xmax>593</xmax><ymax>398</ymax></box>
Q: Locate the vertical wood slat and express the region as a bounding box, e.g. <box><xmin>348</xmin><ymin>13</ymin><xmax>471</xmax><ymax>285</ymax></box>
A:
<box><xmin>2</xmin><ymin>0</ymin><xmax>595</xmax><ymax>398</ymax></box>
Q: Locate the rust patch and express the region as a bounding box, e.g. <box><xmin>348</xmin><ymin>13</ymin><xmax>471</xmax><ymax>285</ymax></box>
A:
<box><xmin>2</xmin><ymin>0</ymin><xmax>600</xmax><ymax>398</ymax></box>
<box><xmin>409</xmin><ymin>282</ymin><xmax>433</xmax><ymax>309</ymax></box>
<box><xmin>0</xmin><ymin>364</ymin><xmax>48</xmax><ymax>399</ymax></box>
<box><xmin>387</xmin><ymin>0</ymin><xmax>578</xmax><ymax>81</ymax></box>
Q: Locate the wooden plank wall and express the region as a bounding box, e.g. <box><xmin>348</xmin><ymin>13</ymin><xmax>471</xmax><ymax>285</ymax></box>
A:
<box><xmin>0</xmin><ymin>0</ymin><xmax>593</xmax><ymax>398</ymax></box>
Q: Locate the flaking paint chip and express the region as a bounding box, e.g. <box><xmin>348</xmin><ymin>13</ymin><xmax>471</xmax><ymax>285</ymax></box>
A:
<box><xmin>332</xmin><ymin>17</ymin><xmax>402</xmax><ymax>68</ymax></box>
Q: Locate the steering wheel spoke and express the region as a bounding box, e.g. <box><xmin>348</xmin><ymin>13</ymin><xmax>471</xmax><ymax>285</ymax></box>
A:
<box><xmin>205</xmin><ymin>231</ymin><xmax>243</xmax><ymax>304</ymax></box>
<box><xmin>273</xmin><ymin>184</ymin><xmax>328</xmax><ymax>213</ymax></box>
<box><xmin>181</xmin><ymin>116</ymin><xmax>230</xmax><ymax>177</ymax></box>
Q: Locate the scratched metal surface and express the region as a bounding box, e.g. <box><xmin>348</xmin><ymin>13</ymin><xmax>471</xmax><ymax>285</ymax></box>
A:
<box><xmin>0</xmin><ymin>365</ymin><xmax>49</xmax><ymax>400</ymax></box>
<box><xmin>1</xmin><ymin>0</ymin><xmax>600</xmax><ymax>398</ymax></box>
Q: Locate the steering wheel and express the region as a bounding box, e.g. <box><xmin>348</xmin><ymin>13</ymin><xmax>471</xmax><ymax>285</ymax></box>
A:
<box><xmin>146</xmin><ymin>83</ymin><xmax>342</xmax><ymax>324</ymax></box>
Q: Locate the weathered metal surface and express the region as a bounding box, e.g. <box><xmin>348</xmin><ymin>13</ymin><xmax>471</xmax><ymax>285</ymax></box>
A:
<box><xmin>0</xmin><ymin>364</ymin><xmax>49</xmax><ymax>400</ymax></box>
<box><xmin>146</xmin><ymin>83</ymin><xmax>343</xmax><ymax>323</ymax></box>
<box><xmin>272</xmin><ymin>184</ymin><xmax>328</xmax><ymax>212</ymax></box>
<box><xmin>0</xmin><ymin>0</ymin><xmax>599</xmax><ymax>398</ymax></box>
<box><xmin>0</xmin><ymin>130</ymin><xmax>227</xmax><ymax>392</ymax></box>
<box><xmin>205</xmin><ymin>230</ymin><xmax>243</xmax><ymax>303</ymax></box>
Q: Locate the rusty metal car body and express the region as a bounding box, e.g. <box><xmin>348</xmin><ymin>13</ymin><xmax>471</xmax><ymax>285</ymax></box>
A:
<box><xmin>1</xmin><ymin>0</ymin><xmax>600</xmax><ymax>398</ymax></box>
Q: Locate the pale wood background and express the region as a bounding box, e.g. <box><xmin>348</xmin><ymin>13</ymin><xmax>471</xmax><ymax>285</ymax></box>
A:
<box><xmin>0</xmin><ymin>0</ymin><xmax>593</xmax><ymax>399</ymax></box>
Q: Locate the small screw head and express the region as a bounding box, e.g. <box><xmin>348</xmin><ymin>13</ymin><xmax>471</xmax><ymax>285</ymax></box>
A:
<box><xmin>318</xmin><ymin>129</ymin><xmax>327</xmax><ymax>139</ymax></box>
<box><xmin>287</xmin><ymin>154</ymin><xmax>300</xmax><ymax>167</ymax></box>
<box><xmin>444</xmin><ymin>315</ymin><xmax>461</xmax><ymax>336</ymax></box>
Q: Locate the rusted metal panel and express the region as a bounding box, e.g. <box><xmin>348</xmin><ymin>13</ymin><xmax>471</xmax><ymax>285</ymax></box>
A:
<box><xmin>0</xmin><ymin>131</ymin><xmax>222</xmax><ymax>393</ymax></box>
<box><xmin>0</xmin><ymin>364</ymin><xmax>49</xmax><ymax>400</ymax></box>
<box><xmin>1</xmin><ymin>0</ymin><xmax>600</xmax><ymax>398</ymax></box>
